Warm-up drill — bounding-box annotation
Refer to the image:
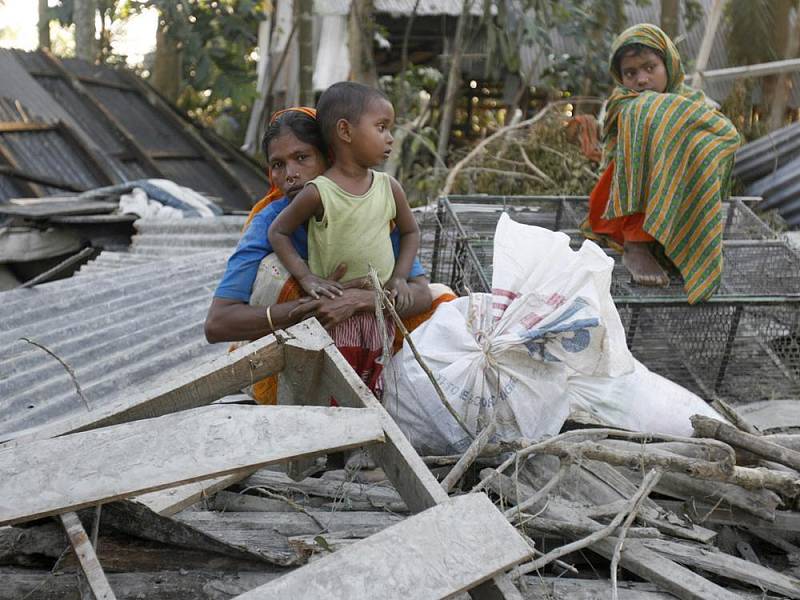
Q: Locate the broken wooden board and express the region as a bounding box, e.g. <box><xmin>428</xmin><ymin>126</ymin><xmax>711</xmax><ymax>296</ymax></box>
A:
<box><xmin>523</xmin><ymin>577</ymin><xmax>783</xmax><ymax>599</ymax></box>
<box><xmin>590</xmin><ymin>538</ymin><xmax>743</xmax><ymax>600</ymax></box>
<box><xmin>642</xmin><ymin>538</ymin><xmax>800</xmax><ymax>598</ymax></box>
<box><xmin>241</xmin><ymin>469</ymin><xmax>407</xmax><ymax>512</ymax></box>
<box><xmin>0</xmin><ymin>567</ymin><xmax>284</xmax><ymax>600</ymax></box>
<box><xmin>134</xmin><ymin>471</ymin><xmax>256</xmax><ymax>516</ymax></box>
<box><xmin>0</xmin><ymin>405</ymin><xmax>384</xmax><ymax>525</ymax></box>
<box><xmin>2</xmin><ymin>319</ymin><xmax>329</xmax><ymax>445</ymax></box>
<box><xmin>59</xmin><ymin>511</ymin><xmax>116</xmax><ymax>600</ymax></box>
<box><xmin>261</xmin><ymin>322</ymin><xmax>521</xmax><ymax>599</ymax></box>
<box><xmin>231</xmin><ymin>493</ymin><xmax>530</xmax><ymax>599</ymax></box>
<box><xmin>175</xmin><ymin>510</ymin><xmax>404</xmax><ymax>566</ymax></box>
<box><xmin>656</xmin><ymin>499</ymin><xmax>800</xmax><ymax>533</ymax></box>
<box><xmin>0</xmin><ymin>199</ymin><xmax>118</xmax><ymax>218</ymax></box>
<box><xmin>738</xmin><ymin>400</ymin><xmax>800</xmax><ymax>431</ymax></box>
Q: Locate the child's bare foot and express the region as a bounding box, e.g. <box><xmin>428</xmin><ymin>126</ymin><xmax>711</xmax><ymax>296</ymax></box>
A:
<box><xmin>622</xmin><ymin>242</ymin><xmax>670</xmax><ymax>287</ymax></box>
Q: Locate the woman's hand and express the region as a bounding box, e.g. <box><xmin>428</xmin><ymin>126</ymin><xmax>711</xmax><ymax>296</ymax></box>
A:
<box><xmin>385</xmin><ymin>276</ymin><xmax>413</xmax><ymax>313</ymax></box>
<box><xmin>289</xmin><ymin>288</ymin><xmax>373</xmax><ymax>329</ymax></box>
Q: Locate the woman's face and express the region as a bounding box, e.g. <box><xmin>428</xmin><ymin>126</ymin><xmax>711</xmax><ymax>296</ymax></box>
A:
<box><xmin>619</xmin><ymin>49</ymin><xmax>668</xmax><ymax>94</ymax></box>
<box><xmin>268</xmin><ymin>130</ymin><xmax>327</xmax><ymax>200</ymax></box>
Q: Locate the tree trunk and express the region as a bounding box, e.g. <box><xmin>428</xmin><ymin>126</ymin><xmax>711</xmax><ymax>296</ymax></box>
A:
<box><xmin>73</xmin><ymin>0</ymin><xmax>96</xmax><ymax>63</ymax></box>
<box><xmin>436</xmin><ymin>0</ymin><xmax>471</xmax><ymax>163</ymax></box>
<box><xmin>348</xmin><ymin>0</ymin><xmax>377</xmax><ymax>86</ymax></box>
<box><xmin>660</xmin><ymin>0</ymin><xmax>680</xmax><ymax>39</ymax></box>
<box><xmin>296</xmin><ymin>0</ymin><xmax>314</xmax><ymax>106</ymax></box>
<box><xmin>151</xmin><ymin>18</ymin><xmax>182</xmax><ymax>104</ymax></box>
<box><xmin>38</xmin><ymin>0</ymin><xmax>51</xmax><ymax>50</ymax></box>
<box><xmin>766</xmin><ymin>0</ymin><xmax>797</xmax><ymax>131</ymax></box>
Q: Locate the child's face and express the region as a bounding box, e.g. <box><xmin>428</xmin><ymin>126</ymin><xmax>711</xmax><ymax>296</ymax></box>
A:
<box><xmin>619</xmin><ymin>49</ymin><xmax>668</xmax><ymax>94</ymax></box>
<box><xmin>350</xmin><ymin>97</ymin><xmax>395</xmax><ymax>166</ymax></box>
<box><xmin>268</xmin><ymin>131</ymin><xmax>327</xmax><ymax>200</ymax></box>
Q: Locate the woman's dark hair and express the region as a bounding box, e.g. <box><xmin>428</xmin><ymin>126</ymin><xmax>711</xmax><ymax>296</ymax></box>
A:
<box><xmin>612</xmin><ymin>43</ymin><xmax>666</xmax><ymax>78</ymax></box>
<box><xmin>261</xmin><ymin>110</ymin><xmax>327</xmax><ymax>160</ymax></box>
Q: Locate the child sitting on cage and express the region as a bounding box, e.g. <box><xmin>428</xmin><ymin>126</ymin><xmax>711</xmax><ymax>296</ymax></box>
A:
<box><xmin>583</xmin><ymin>24</ymin><xmax>741</xmax><ymax>304</ymax></box>
<box><xmin>268</xmin><ymin>81</ymin><xmax>420</xmax><ymax>314</ymax></box>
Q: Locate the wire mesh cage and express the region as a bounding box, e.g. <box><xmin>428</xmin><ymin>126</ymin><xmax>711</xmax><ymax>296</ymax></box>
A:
<box><xmin>421</xmin><ymin>195</ymin><xmax>800</xmax><ymax>405</ymax></box>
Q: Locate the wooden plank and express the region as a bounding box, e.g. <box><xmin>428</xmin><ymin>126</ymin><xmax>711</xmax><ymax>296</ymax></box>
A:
<box><xmin>319</xmin><ymin>344</ymin><xmax>449</xmax><ymax>512</ymax></box>
<box><xmin>241</xmin><ymin>469</ymin><xmax>407</xmax><ymax>511</ymax></box>
<box><xmin>656</xmin><ymin>499</ymin><xmax>800</xmax><ymax>533</ymax></box>
<box><xmin>176</xmin><ymin>510</ymin><xmax>404</xmax><ymax>566</ymax></box>
<box><xmin>231</xmin><ymin>493</ymin><xmax>531</xmax><ymax>600</ymax></box>
<box><xmin>134</xmin><ymin>471</ymin><xmax>256</xmax><ymax>516</ymax></box>
<box><xmin>0</xmin><ymin>404</ymin><xmax>385</xmax><ymax>526</ymax></box>
<box><xmin>524</xmin><ymin>577</ymin><xmax>781</xmax><ymax>599</ymax></box>
<box><xmin>738</xmin><ymin>400</ymin><xmax>800</xmax><ymax>431</ymax></box>
<box><xmin>590</xmin><ymin>538</ymin><xmax>742</xmax><ymax>600</ymax></box>
<box><xmin>0</xmin><ymin>568</ymin><xmax>284</xmax><ymax>600</ymax></box>
<box><xmin>0</xmin><ymin>121</ymin><xmax>56</xmax><ymax>132</ymax></box>
<box><xmin>59</xmin><ymin>511</ymin><xmax>116</xmax><ymax>600</ymax></box>
<box><xmin>302</xmin><ymin>330</ymin><xmax>522</xmax><ymax>599</ymax></box>
<box><xmin>642</xmin><ymin>538</ymin><xmax>800</xmax><ymax>598</ymax></box>
<box><xmin>2</xmin><ymin>320</ymin><xmax>326</xmax><ymax>445</ymax></box>
<box><xmin>278</xmin><ymin>337</ymin><xmax>331</xmax><ymax>480</ymax></box>
<box><xmin>91</xmin><ymin>501</ymin><xmax>271</xmax><ymax>564</ymax></box>
<box><xmin>698</xmin><ymin>57</ymin><xmax>800</xmax><ymax>82</ymax></box>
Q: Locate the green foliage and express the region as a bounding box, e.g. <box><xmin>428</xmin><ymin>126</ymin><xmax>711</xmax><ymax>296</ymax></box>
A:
<box><xmin>122</xmin><ymin>0</ymin><xmax>263</xmax><ymax>137</ymax></box>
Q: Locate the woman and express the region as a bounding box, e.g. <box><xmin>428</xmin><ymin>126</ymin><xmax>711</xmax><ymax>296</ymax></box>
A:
<box><xmin>205</xmin><ymin>107</ymin><xmax>451</xmax><ymax>403</ymax></box>
<box><xmin>584</xmin><ymin>24</ymin><xmax>741</xmax><ymax>303</ymax></box>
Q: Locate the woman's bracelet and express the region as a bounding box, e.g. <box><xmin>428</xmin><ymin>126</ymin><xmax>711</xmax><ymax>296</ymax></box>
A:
<box><xmin>265</xmin><ymin>305</ymin><xmax>276</xmax><ymax>333</ymax></box>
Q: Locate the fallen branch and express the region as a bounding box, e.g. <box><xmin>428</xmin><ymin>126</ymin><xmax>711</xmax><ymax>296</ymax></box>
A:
<box><xmin>441</xmin><ymin>421</ymin><xmax>497</xmax><ymax>493</ymax></box>
<box><xmin>514</xmin><ymin>140</ymin><xmax>554</xmax><ymax>183</ymax></box>
<box><xmin>504</xmin><ymin>462</ymin><xmax>569</xmax><ymax>522</ymax></box>
<box><xmin>692</xmin><ymin>415</ymin><xmax>800</xmax><ymax>472</ymax></box>
<box><xmin>511</xmin><ymin>469</ymin><xmax>662</xmax><ymax>577</ymax></box>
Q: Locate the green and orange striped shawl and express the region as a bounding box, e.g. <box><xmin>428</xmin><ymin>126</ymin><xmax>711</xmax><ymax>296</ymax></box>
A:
<box><xmin>602</xmin><ymin>24</ymin><xmax>741</xmax><ymax>303</ymax></box>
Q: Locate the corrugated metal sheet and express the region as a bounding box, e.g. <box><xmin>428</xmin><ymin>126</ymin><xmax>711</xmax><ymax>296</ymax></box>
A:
<box><xmin>0</xmin><ymin>249</ymin><xmax>230</xmax><ymax>439</ymax></box>
<box><xmin>0</xmin><ymin>49</ymin><xmax>267</xmax><ymax>211</ymax></box>
<box><xmin>734</xmin><ymin>121</ymin><xmax>800</xmax><ymax>183</ymax></box>
<box><xmin>0</xmin><ymin>98</ymin><xmax>112</xmax><ymax>198</ymax></box>
<box><xmin>128</xmin><ymin>216</ymin><xmax>245</xmax><ymax>257</ymax></box>
<box><xmin>747</xmin><ymin>154</ymin><xmax>800</xmax><ymax>227</ymax></box>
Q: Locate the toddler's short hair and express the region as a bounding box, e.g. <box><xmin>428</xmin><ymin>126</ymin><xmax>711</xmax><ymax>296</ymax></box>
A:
<box><xmin>316</xmin><ymin>82</ymin><xmax>389</xmax><ymax>146</ymax></box>
<box><xmin>612</xmin><ymin>43</ymin><xmax>666</xmax><ymax>78</ymax></box>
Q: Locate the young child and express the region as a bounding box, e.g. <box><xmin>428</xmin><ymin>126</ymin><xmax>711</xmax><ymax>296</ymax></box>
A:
<box><xmin>585</xmin><ymin>24</ymin><xmax>740</xmax><ymax>303</ymax></box>
<box><xmin>268</xmin><ymin>82</ymin><xmax>420</xmax><ymax>312</ymax></box>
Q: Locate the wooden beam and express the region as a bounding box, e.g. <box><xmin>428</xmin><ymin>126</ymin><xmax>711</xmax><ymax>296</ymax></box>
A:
<box><xmin>119</xmin><ymin>69</ymin><xmax>256</xmax><ymax>204</ymax></box>
<box><xmin>590</xmin><ymin>538</ymin><xmax>742</xmax><ymax>600</ymax></box>
<box><xmin>0</xmin><ymin>404</ymin><xmax>385</xmax><ymax>526</ymax></box>
<box><xmin>59</xmin><ymin>511</ymin><xmax>116</xmax><ymax>600</ymax></box>
<box><xmin>39</xmin><ymin>49</ymin><xmax>166</xmax><ymax>179</ymax></box>
<box><xmin>655</xmin><ymin>499</ymin><xmax>800</xmax><ymax>533</ymax></box>
<box><xmin>231</xmin><ymin>494</ymin><xmax>531</xmax><ymax>600</ymax></box>
<box><xmin>696</xmin><ymin>57</ymin><xmax>800</xmax><ymax>83</ymax></box>
<box><xmin>2</xmin><ymin>320</ymin><xmax>327</xmax><ymax>445</ymax></box>
<box><xmin>642</xmin><ymin>538</ymin><xmax>800</xmax><ymax>598</ymax></box>
<box><xmin>309</xmin><ymin>338</ymin><xmax>523</xmax><ymax>599</ymax></box>
<box><xmin>689</xmin><ymin>0</ymin><xmax>725</xmax><ymax>90</ymax></box>
<box><xmin>0</xmin><ymin>121</ymin><xmax>56</xmax><ymax>132</ymax></box>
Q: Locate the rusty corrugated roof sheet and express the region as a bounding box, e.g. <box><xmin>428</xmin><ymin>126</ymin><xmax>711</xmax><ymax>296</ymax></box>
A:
<box><xmin>0</xmin><ymin>49</ymin><xmax>267</xmax><ymax>211</ymax></box>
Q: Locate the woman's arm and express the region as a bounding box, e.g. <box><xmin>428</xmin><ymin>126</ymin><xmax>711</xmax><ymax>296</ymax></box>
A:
<box><xmin>204</xmin><ymin>296</ymin><xmax>316</xmax><ymax>343</ymax></box>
